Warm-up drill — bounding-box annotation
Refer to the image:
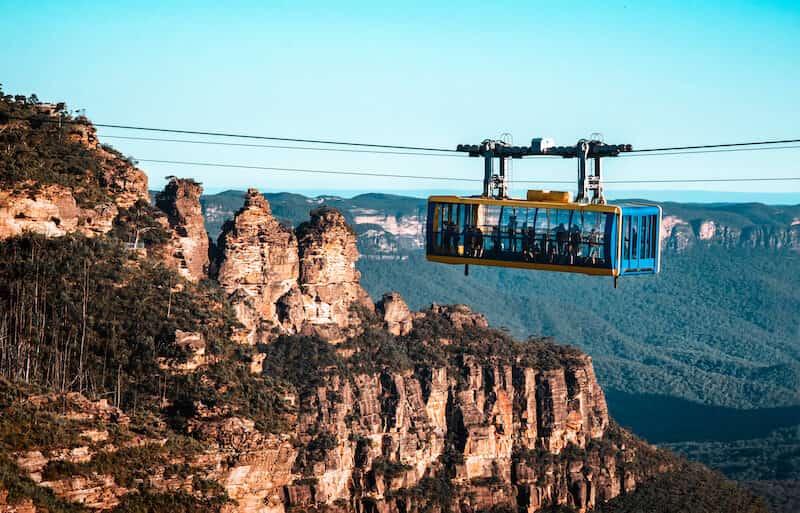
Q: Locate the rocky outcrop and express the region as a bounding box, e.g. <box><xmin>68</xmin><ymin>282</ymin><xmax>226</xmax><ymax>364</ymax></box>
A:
<box><xmin>0</xmin><ymin>108</ymin><xmax>148</xmax><ymax>239</ymax></box>
<box><xmin>661</xmin><ymin>215</ymin><xmax>800</xmax><ymax>252</ymax></box>
<box><xmin>376</xmin><ymin>292</ymin><xmax>414</xmax><ymax>336</ymax></box>
<box><xmin>216</xmin><ymin>189</ymin><xmax>300</xmax><ymax>343</ymax></box>
<box><xmin>157</xmin><ymin>330</ymin><xmax>208</xmax><ymax>373</ymax></box>
<box><xmin>197</xmin><ymin>307</ymin><xmax>657</xmax><ymax>513</ymax></box>
<box><xmin>0</xmin><ymin>185</ymin><xmax>117</xmax><ymax>239</ymax></box>
<box><xmin>154</xmin><ymin>178</ymin><xmax>210</xmax><ymax>282</ymax></box>
<box><xmin>216</xmin><ymin>192</ymin><xmax>373</xmax><ymax>343</ymax></box>
<box><xmin>284</xmin><ymin>206</ymin><xmax>375</xmax><ymax>341</ymax></box>
<box><xmin>0</xmin><ymin>490</ymin><xmax>36</xmax><ymax>513</ymax></box>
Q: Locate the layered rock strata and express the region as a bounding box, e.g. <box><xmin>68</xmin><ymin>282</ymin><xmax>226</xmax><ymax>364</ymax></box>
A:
<box><xmin>661</xmin><ymin>215</ymin><xmax>800</xmax><ymax>252</ymax></box>
<box><xmin>7</xmin><ymin>306</ymin><xmax>676</xmax><ymax>513</ymax></box>
<box><xmin>0</xmin><ymin>111</ymin><xmax>148</xmax><ymax>240</ymax></box>
<box><xmin>216</xmin><ymin>191</ymin><xmax>373</xmax><ymax>343</ymax></box>
<box><xmin>0</xmin><ymin>185</ymin><xmax>117</xmax><ymax>239</ymax></box>
<box><xmin>215</xmin><ymin>189</ymin><xmax>300</xmax><ymax>343</ymax></box>
<box><xmin>155</xmin><ymin>178</ymin><xmax>210</xmax><ymax>282</ymax></box>
<box><xmin>376</xmin><ymin>292</ymin><xmax>415</xmax><ymax>336</ymax></box>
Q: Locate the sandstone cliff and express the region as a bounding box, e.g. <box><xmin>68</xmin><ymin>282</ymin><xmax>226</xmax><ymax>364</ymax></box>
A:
<box><xmin>215</xmin><ymin>189</ymin><xmax>301</xmax><ymax>343</ymax></box>
<box><xmin>660</xmin><ymin>214</ymin><xmax>800</xmax><ymax>252</ymax></box>
<box><xmin>0</xmin><ymin>102</ymin><xmax>149</xmax><ymax>240</ymax></box>
<box><xmin>4</xmin><ymin>305</ymin><xmax>680</xmax><ymax>513</ymax></box>
<box><xmin>155</xmin><ymin>177</ymin><xmax>210</xmax><ymax>282</ymax></box>
<box><xmin>216</xmin><ymin>190</ymin><xmax>373</xmax><ymax>343</ymax></box>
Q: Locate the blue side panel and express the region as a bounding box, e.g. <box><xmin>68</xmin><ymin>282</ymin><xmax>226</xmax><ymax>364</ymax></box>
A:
<box><xmin>617</xmin><ymin>204</ymin><xmax>661</xmax><ymax>276</ymax></box>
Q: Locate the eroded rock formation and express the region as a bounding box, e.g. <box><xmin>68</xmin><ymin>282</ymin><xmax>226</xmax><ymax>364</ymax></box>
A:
<box><xmin>215</xmin><ymin>189</ymin><xmax>300</xmax><ymax>343</ymax></box>
<box><xmin>376</xmin><ymin>292</ymin><xmax>415</xmax><ymax>336</ymax></box>
<box><xmin>0</xmin><ymin>109</ymin><xmax>148</xmax><ymax>240</ymax></box>
<box><xmin>286</xmin><ymin>206</ymin><xmax>375</xmax><ymax>341</ymax></box>
<box><xmin>216</xmin><ymin>191</ymin><xmax>373</xmax><ymax>343</ymax></box>
<box><xmin>11</xmin><ymin>306</ymin><xmax>669</xmax><ymax>513</ymax></box>
<box><xmin>155</xmin><ymin>178</ymin><xmax>210</xmax><ymax>282</ymax></box>
<box><xmin>0</xmin><ymin>185</ymin><xmax>118</xmax><ymax>239</ymax></box>
<box><xmin>661</xmin><ymin>215</ymin><xmax>800</xmax><ymax>252</ymax></box>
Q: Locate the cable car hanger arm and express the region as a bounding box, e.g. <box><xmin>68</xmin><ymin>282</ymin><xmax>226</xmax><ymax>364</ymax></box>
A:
<box><xmin>454</xmin><ymin>137</ymin><xmax>633</xmax><ymax>204</ymax></box>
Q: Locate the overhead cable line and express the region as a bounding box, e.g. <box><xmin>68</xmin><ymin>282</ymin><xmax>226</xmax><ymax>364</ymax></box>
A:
<box><xmin>10</xmin><ymin>115</ymin><xmax>458</xmax><ymax>153</ymax></box>
<box><xmin>11</xmin><ymin>115</ymin><xmax>800</xmax><ymax>154</ymax></box>
<box><xmin>138</xmin><ymin>158</ymin><xmax>800</xmax><ymax>185</ymax></box>
<box><xmin>137</xmin><ymin>159</ymin><xmax>484</xmax><ymax>182</ymax></box>
<box><xmin>100</xmin><ymin>134</ymin><xmax>800</xmax><ymax>159</ymax></box>
<box><xmin>629</xmin><ymin>139</ymin><xmax>800</xmax><ymax>152</ymax></box>
<box><xmin>98</xmin><ymin>134</ymin><xmax>472</xmax><ymax>158</ymax></box>
<box><xmin>620</xmin><ymin>145</ymin><xmax>800</xmax><ymax>157</ymax></box>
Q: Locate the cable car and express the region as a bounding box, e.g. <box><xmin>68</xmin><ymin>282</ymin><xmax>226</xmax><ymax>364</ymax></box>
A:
<box><xmin>425</xmin><ymin>138</ymin><xmax>662</xmax><ymax>285</ymax></box>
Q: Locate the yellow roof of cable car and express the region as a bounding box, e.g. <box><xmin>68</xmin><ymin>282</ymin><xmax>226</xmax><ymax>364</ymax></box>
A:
<box><xmin>427</xmin><ymin>190</ymin><xmax>621</xmax><ymax>214</ymax></box>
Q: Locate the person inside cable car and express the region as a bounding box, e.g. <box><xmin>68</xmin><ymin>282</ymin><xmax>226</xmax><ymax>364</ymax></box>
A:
<box><xmin>491</xmin><ymin>225</ymin><xmax>502</xmax><ymax>254</ymax></box>
<box><xmin>508</xmin><ymin>214</ymin><xmax>517</xmax><ymax>253</ymax></box>
<box><xmin>474</xmin><ymin>225</ymin><xmax>484</xmax><ymax>257</ymax></box>
<box><xmin>521</xmin><ymin>226</ymin><xmax>532</xmax><ymax>261</ymax></box>
<box><xmin>569</xmin><ymin>225</ymin><xmax>582</xmax><ymax>265</ymax></box>
<box><xmin>588</xmin><ymin>228</ymin><xmax>600</xmax><ymax>265</ymax></box>
<box><xmin>451</xmin><ymin>223</ymin><xmax>461</xmax><ymax>255</ymax></box>
<box><xmin>463</xmin><ymin>224</ymin><xmax>473</xmax><ymax>256</ymax></box>
<box><xmin>531</xmin><ymin>231</ymin><xmax>542</xmax><ymax>262</ymax></box>
<box><xmin>556</xmin><ymin>223</ymin><xmax>568</xmax><ymax>259</ymax></box>
<box><xmin>443</xmin><ymin>221</ymin><xmax>454</xmax><ymax>254</ymax></box>
<box><xmin>540</xmin><ymin>233</ymin><xmax>550</xmax><ymax>263</ymax></box>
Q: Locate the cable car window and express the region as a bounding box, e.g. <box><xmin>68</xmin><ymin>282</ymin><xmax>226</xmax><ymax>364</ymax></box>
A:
<box><xmin>427</xmin><ymin>201</ymin><xmax>611</xmax><ymax>269</ymax></box>
<box><xmin>641</xmin><ymin>216</ymin><xmax>649</xmax><ymax>259</ymax></box>
<box><xmin>650</xmin><ymin>214</ymin><xmax>658</xmax><ymax>259</ymax></box>
<box><xmin>623</xmin><ymin>216</ymin><xmax>630</xmax><ymax>260</ymax></box>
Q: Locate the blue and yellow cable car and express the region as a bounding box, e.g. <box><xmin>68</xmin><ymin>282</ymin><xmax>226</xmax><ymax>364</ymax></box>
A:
<box><xmin>425</xmin><ymin>138</ymin><xmax>662</xmax><ymax>285</ymax></box>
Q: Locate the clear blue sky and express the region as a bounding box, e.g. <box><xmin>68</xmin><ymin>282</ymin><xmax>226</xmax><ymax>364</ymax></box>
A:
<box><xmin>2</xmin><ymin>0</ymin><xmax>799</xmax><ymax>201</ymax></box>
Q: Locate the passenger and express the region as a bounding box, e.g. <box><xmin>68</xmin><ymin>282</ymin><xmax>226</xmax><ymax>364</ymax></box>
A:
<box><xmin>521</xmin><ymin>227</ymin><xmax>531</xmax><ymax>260</ymax></box>
<box><xmin>532</xmin><ymin>239</ymin><xmax>542</xmax><ymax>262</ymax></box>
<box><xmin>588</xmin><ymin>228</ymin><xmax>600</xmax><ymax>264</ymax></box>
<box><xmin>569</xmin><ymin>225</ymin><xmax>582</xmax><ymax>264</ymax></box>
<box><xmin>541</xmin><ymin>233</ymin><xmax>550</xmax><ymax>262</ymax></box>
<box><xmin>474</xmin><ymin>226</ymin><xmax>484</xmax><ymax>257</ymax></box>
<box><xmin>556</xmin><ymin>223</ymin><xmax>568</xmax><ymax>258</ymax></box>
<box><xmin>508</xmin><ymin>215</ymin><xmax>517</xmax><ymax>253</ymax></box>
<box><xmin>452</xmin><ymin>223</ymin><xmax>461</xmax><ymax>255</ymax></box>
<box><xmin>463</xmin><ymin>224</ymin><xmax>473</xmax><ymax>257</ymax></box>
<box><xmin>526</xmin><ymin>227</ymin><xmax>536</xmax><ymax>261</ymax></box>
<box><xmin>492</xmin><ymin>226</ymin><xmax>502</xmax><ymax>254</ymax></box>
<box><xmin>443</xmin><ymin>221</ymin><xmax>454</xmax><ymax>254</ymax></box>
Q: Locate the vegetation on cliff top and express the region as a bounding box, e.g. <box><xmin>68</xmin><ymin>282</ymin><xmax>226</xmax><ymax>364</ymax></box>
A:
<box><xmin>0</xmin><ymin>92</ymin><xmax>130</xmax><ymax>206</ymax></box>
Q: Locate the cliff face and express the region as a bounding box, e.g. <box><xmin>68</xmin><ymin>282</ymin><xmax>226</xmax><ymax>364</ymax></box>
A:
<box><xmin>155</xmin><ymin>178</ymin><xmax>210</xmax><ymax>282</ymax></box>
<box><xmin>0</xmin><ymin>104</ymin><xmax>149</xmax><ymax>240</ymax></box>
<box><xmin>210</xmin><ymin>323</ymin><xmax>628</xmax><ymax>513</ymax></box>
<box><xmin>6</xmin><ymin>306</ymin><xmax>672</xmax><ymax>513</ymax></box>
<box><xmin>215</xmin><ymin>189</ymin><xmax>301</xmax><ymax>343</ymax></box>
<box><xmin>286</xmin><ymin>206</ymin><xmax>375</xmax><ymax>341</ymax></box>
<box><xmin>0</xmin><ymin>185</ymin><xmax>118</xmax><ymax>239</ymax></box>
<box><xmin>216</xmin><ymin>190</ymin><xmax>373</xmax><ymax>343</ymax></box>
<box><xmin>660</xmin><ymin>215</ymin><xmax>800</xmax><ymax>252</ymax></box>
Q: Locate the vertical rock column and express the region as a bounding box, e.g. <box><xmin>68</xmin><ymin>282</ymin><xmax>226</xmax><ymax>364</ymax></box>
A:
<box><xmin>216</xmin><ymin>189</ymin><xmax>299</xmax><ymax>344</ymax></box>
<box><xmin>281</xmin><ymin>206</ymin><xmax>374</xmax><ymax>342</ymax></box>
<box><xmin>155</xmin><ymin>178</ymin><xmax>210</xmax><ymax>282</ymax></box>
